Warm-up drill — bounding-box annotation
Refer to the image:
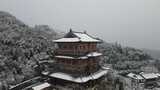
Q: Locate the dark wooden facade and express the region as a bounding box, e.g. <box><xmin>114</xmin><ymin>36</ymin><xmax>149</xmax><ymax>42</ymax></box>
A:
<box><xmin>55</xmin><ymin>42</ymin><xmax>100</xmax><ymax>73</ymax></box>
<box><xmin>56</xmin><ymin>42</ymin><xmax>97</xmax><ymax>56</ymax></box>
<box><xmin>54</xmin><ymin>30</ymin><xmax>102</xmax><ymax>74</ymax></box>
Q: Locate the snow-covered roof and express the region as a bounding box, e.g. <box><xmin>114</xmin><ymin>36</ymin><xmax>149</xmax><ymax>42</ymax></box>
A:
<box><xmin>155</xmin><ymin>73</ymin><xmax>160</xmax><ymax>77</ymax></box>
<box><xmin>91</xmin><ymin>69</ymin><xmax>108</xmax><ymax>79</ymax></box>
<box><xmin>55</xmin><ymin>52</ymin><xmax>102</xmax><ymax>59</ymax></box>
<box><xmin>32</xmin><ymin>82</ymin><xmax>50</xmax><ymax>90</ymax></box>
<box><xmin>55</xmin><ymin>55</ymin><xmax>75</xmax><ymax>59</ymax></box>
<box><xmin>48</xmin><ymin>69</ymin><xmax>108</xmax><ymax>83</ymax></box>
<box><xmin>127</xmin><ymin>72</ymin><xmax>160</xmax><ymax>80</ymax></box>
<box><xmin>87</xmin><ymin>52</ymin><xmax>102</xmax><ymax>57</ymax></box>
<box><xmin>127</xmin><ymin>73</ymin><xmax>144</xmax><ymax>80</ymax></box>
<box><xmin>140</xmin><ymin>73</ymin><xmax>159</xmax><ymax>79</ymax></box>
<box><xmin>53</xmin><ymin>38</ymin><xmax>80</xmax><ymax>42</ymax></box>
<box><xmin>53</xmin><ymin>31</ymin><xmax>100</xmax><ymax>43</ymax></box>
<box><xmin>74</xmin><ymin>32</ymin><xmax>100</xmax><ymax>42</ymax></box>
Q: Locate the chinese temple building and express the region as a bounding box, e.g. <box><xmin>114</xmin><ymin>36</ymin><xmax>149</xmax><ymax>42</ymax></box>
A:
<box><xmin>42</xmin><ymin>29</ymin><xmax>109</xmax><ymax>86</ymax></box>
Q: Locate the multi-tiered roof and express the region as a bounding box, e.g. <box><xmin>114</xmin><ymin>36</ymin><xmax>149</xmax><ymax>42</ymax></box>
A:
<box><xmin>42</xmin><ymin>29</ymin><xmax>109</xmax><ymax>83</ymax></box>
<box><xmin>54</xmin><ymin>30</ymin><xmax>101</xmax><ymax>43</ymax></box>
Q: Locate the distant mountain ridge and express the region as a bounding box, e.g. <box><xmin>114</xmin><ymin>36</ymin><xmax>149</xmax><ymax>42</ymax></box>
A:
<box><xmin>143</xmin><ymin>49</ymin><xmax>160</xmax><ymax>59</ymax></box>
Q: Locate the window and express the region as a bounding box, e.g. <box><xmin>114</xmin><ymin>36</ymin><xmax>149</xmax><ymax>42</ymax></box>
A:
<box><xmin>62</xmin><ymin>45</ymin><xmax>66</xmax><ymax>49</ymax></box>
<box><xmin>61</xmin><ymin>59</ymin><xmax>65</xmax><ymax>63</ymax></box>
<box><xmin>90</xmin><ymin>44</ymin><xmax>93</xmax><ymax>49</ymax></box>
<box><xmin>74</xmin><ymin>46</ymin><xmax>77</xmax><ymax>50</ymax></box>
<box><xmin>78</xmin><ymin>60</ymin><xmax>81</xmax><ymax>64</ymax></box>
<box><xmin>79</xmin><ymin>46</ymin><xmax>82</xmax><ymax>49</ymax></box>
<box><xmin>72</xmin><ymin>61</ymin><xmax>76</xmax><ymax>64</ymax></box>
<box><xmin>69</xmin><ymin>46</ymin><xmax>72</xmax><ymax>49</ymax></box>
<box><xmin>68</xmin><ymin>60</ymin><xmax>72</xmax><ymax>64</ymax></box>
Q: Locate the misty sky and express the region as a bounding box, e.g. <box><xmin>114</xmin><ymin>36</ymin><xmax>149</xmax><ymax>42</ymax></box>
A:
<box><xmin>0</xmin><ymin>0</ymin><xmax>160</xmax><ymax>50</ymax></box>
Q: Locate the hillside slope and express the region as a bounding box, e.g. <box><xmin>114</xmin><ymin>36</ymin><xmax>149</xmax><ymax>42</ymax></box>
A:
<box><xmin>98</xmin><ymin>42</ymin><xmax>152</xmax><ymax>70</ymax></box>
<box><xmin>0</xmin><ymin>11</ymin><xmax>59</xmax><ymax>88</ymax></box>
<box><xmin>0</xmin><ymin>11</ymin><xmax>152</xmax><ymax>89</ymax></box>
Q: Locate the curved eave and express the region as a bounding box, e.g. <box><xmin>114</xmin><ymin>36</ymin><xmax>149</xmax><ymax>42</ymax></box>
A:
<box><xmin>54</xmin><ymin>52</ymin><xmax>102</xmax><ymax>59</ymax></box>
<box><xmin>53</xmin><ymin>38</ymin><xmax>101</xmax><ymax>43</ymax></box>
<box><xmin>42</xmin><ymin>68</ymin><xmax>109</xmax><ymax>83</ymax></box>
<box><xmin>53</xmin><ymin>40</ymin><xmax>101</xmax><ymax>43</ymax></box>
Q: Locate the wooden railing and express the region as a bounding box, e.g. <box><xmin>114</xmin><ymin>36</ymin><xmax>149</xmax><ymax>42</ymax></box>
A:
<box><xmin>55</xmin><ymin>49</ymin><xmax>97</xmax><ymax>56</ymax></box>
<box><xmin>9</xmin><ymin>76</ymin><xmax>42</xmax><ymax>90</ymax></box>
<box><xmin>55</xmin><ymin>63</ymin><xmax>100</xmax><ymax>74</ymax></box>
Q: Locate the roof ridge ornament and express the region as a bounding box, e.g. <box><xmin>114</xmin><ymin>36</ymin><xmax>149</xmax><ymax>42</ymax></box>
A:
<box><xmin>69</xmin><ymin>28</ymin><xmax>73</xmax><ymax>32</ymax></box>
<box><xmin>54</xmin><ymin>30</ymin><xmax>101</xmax><ymax>42</ymax></box>
<box><xmin>84</xmin><ymin>30</ymin><xmax>87</xmax><ymax>34</ymax></box>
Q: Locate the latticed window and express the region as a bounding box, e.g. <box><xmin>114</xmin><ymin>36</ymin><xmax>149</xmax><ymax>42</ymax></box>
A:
<box><xmin>72</xmin><ymin>60</ymin><xmax>76</xmax><ymax>65</ymax></box>
<box><xmin>61</xmin><ymin>59</ymin><xmax>65</xmax><ymax>63</ymax></box>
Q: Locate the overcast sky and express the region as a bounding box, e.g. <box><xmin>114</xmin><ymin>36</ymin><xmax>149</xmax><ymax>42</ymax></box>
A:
<box><xmin>0</xmin><ymin>0</ymin><xmax>160</xmax><ymax>50</ymax></box>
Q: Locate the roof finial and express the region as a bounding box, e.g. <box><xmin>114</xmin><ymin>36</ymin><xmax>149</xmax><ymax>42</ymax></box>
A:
<box><xmin>84</xmin><ymin>30</ymin><xmax>87</xmax><ymax>34</ymax></box>
<box><xmin>70</xmin><ymin>28</ymin><xmax>73</xmax><ymax>32</ymax></box>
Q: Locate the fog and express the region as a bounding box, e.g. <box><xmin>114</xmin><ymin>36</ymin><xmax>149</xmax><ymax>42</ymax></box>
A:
<box><xmin>0</xmin><ymin>0</ymin><xmax>160</xmax><ymax>50</ymax></box>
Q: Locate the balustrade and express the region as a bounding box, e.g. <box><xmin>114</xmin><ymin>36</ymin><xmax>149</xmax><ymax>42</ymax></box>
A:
<box><xmin>55</xmin><ymin>49</ymin><xmax>97</xmax><ymax>56</ymax></box>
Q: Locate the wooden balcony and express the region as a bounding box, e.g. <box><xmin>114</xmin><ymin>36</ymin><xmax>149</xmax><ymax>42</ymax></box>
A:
<box><xmin>55</xmin><ymin>49</ymin><xmax>97</xmax><ymax>56</ymax></box>
<box><xmin>55</xmin><ymin>62</ymin><xmax>100</xmax><ymax>75</ymax></box>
